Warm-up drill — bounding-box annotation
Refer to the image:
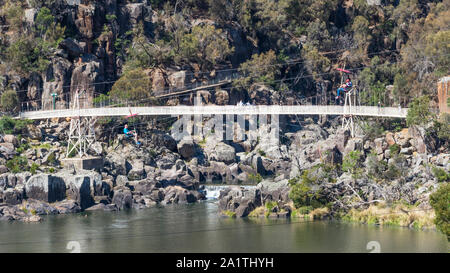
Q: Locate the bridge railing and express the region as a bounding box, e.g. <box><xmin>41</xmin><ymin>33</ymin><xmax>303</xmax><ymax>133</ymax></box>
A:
<box><xmin>20</xmin><ymin>72</ymin><xmax>243</xmax><ymax>113</ymax></box>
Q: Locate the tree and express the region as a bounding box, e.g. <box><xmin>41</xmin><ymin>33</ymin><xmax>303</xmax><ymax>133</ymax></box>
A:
<box><xmin>342</xmin><ymin>150</ymin><xmax>363</xmax><ymax>178</ymax></box>
<box><xmin>406</xmin><ymin>96</ymin><xmax>433</xmax><ymax>127</ymax></box>
<box><xmin>110</xmin><ymin>69</ymin><xmax>153</xmax><ymax>101</ymax></box>
<box><xmin>180</xmin><ymin>24</ymin><xmax>234</xmax><ymax>71</ymax></box>
<box><xmin>126</xmin><ymin>22</ymin><xmax>174</xmax><ymax>69</ymax></box>
<box><xmin>1</xmin><ymin>90</ymin><xmax>19</xmax><ymax>113</ymax></box>
<box><xmin>429</xmin><ymin>183</ymin><xmax>450</xmax><ymax>241</ymax></box>
<box><xmin>288</xmin><ymin>170</ymin><xmax>326</xmax><ymax>209</ymax></box>
<box><xmin>234</xmin><ymin>50</ymin><xmax>279</xmax><ymax>88</ymax></box>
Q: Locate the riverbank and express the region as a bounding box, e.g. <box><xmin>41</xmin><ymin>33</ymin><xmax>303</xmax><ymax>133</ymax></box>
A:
<box><xmin>0</xmin><ymin>201</ymin><xmax>447</xmax><ymax>253</ymax></box>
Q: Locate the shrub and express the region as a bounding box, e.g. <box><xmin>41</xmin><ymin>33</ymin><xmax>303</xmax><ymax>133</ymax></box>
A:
<box><xmin>389</xmin><ymin>144</ymin><xmax>400</xmax><ymax>155</ymax></box>
<box><xmin>342</xmin><ymin>150</ymin><xmax>363</xmax><ymax>178</ymax></box>
<box><xmin>0</xmin><ymin>116</ymin><xmax>33</xmax><ymax>134</ymax></box>
<box><xmin>432</xmin><ymin>167</ymin><xmax>450</xmax><ymax>183</ymax></box>
<box><xmin>429</xmin><ymin>183</ymin><xmax>450</xmax><ymax>241</ymax></box>
<box><xmin>1</xmin><ymin>90</ymin><xmax>19</xmax><ymax>112</ymax></box>
<box><xmin>288</xmin><ymin>171</ymin><xmax>325</xmax><ymax>209</ymax></box>
<box><xmin>110</xmin><ymin>69</ymin><xmax>153</xmax><ymax>101</ymax></box>
<box><xmin>6</xmin><ymin>156</ymin><xmax>28</xmax><ymax>173</ymax></box>
<box><xmin>30</xmin><ymin>163</ymin><xmax>39</xmax><ymax>175</ymax></box>
<box><xmin>406</xmin><ymin>96</ymin><xmax>434</xmax><ymax>127</ymax></box>
<box><xmin>248</xmin><ymin>173</ymin><xmax>262</xmax><ymax>184</ymax></box>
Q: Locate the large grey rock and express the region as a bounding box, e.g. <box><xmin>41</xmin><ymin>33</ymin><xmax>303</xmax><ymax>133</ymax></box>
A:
<box><xmin>218</xmin><ymin>186</ymin><xmax>262</xmax><ymax>217</ymax></box>
<box><xmin>155</xmin><ymin>153</ymin><xmax>180</xmax><ymax>170</ymax></box>
<box><xmin>89</xmin><ymin>142</ymin><xmax>103</xmax><ymax>155</ymax></box>
<box><xmin>151</xmin><ymin>133</ymin><xmax>177</xmax><ymax>152</ymax></box>
<box><xmin>25</xmin><ymin>174</ymin><xmax>66</xmax><ymax>203</ymax></box>
<box><xmin>3</xmin><ymin>188</ymin><xmax>24</xmax><ymax>205</ymax></box>
<box><xmin>66</xmin><ymin>175</ymin><xmax>97</xmax><ymax>210</ymax></box>
<box><xmin>0</xmin><ymin>143</ymin><xmax>16</xmax><ymax>159</ymax></box>
<box><xmin>162</xmin><ymin>186</ymin><xmax>197</xmax><ymax>204</ymax></box>
<box><xmin>59</xmin><ymin>38</ymin><xmax>83</xmax><ymax>58</ymax></box>
<box><xmin>177</xmin><ymin>139</ymin><xmax>195</xmax><ymax>159</ymax></box>
<box><xmin>41</xmin><ymin>57</ymin><xmax>72</xmax><ymax>110</ymax></box>
<box><xmin>128</xmin><ymin>159</ymin><xmax>145</xmax><ymax>180</ymax></box>
<box><xmin>104</xmin><ymin>152</ymin><xmax>128</xmax><ymax>175</ymax></box>
<box><xmin>3</xmin><ymin>135</ymin><xmax>18</xmax><ymax>147</ymax></box>
<box><xmin>210</xmin><ymin>142</ymin><xmax>236</xmax><ymax>164</ymax></box>
<box><xmin>70</xmin><ymin>55</ymin><xmax>105</xmax><ymax>106</ymax></box>
<box><xmin>112</xmin><ymin>188</ymin><xmax>133</xmax><ymax>210</ymax></box>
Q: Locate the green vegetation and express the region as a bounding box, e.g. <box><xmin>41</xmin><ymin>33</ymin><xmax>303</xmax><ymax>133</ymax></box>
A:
<box><xmin>342</xmin><ymin>203</ymin><xmax>435</xmax><ymax>229</ymax></box>
<box><xmin>429</xmin><ymin>183</ymin><xmax>450</xmax><ymax>240</ymax></box>
<box><xmin>30</xmin><ymin>163</ymin><xmax>39</xmax><ymax>175</ymax></box>
<box><xmin>389</xmin><ymin>144</ymin><xmax>400</xmax><ymax>155</ymax></box>
<box><xmin>288</xmin><ymin>170</ymin><xmax>326</xmax><ymax>209</ymax></box>
<box><xmin>1</xmin><ymin>4</ymin><xmax>65</xmax><ymax>76</ymax></box>
<box><xmin>0</xmin><ymin>116</ymin><xmax>33</xmax><ymax>135</ymax></box>
<box><xmin>110</xmin><ymin>69</ymin><xmax>153</xmax><ymax>101</ymax></box>
<box><xmin>342</xmin><ymin>150</ymin><xmax>363</xmax><ymax>178</ymax></box>
<box><xmin>431</xmin><ymin>167</ymin><xmax>450</xmax><ymax>183</ymax></box>
<box><xmin>179</xmin><ymin>24</ymin><xmax>234</xmax><ymax>71</ymax></box>
<box><xmin>6</xmin><ymin>156</ymin><xmax>28</xmax><ymax>173</ymax></box>
<box><xmin>234</xmin><ymin>50</ymin><xmax>280</xmax><ymax>88</ymax></box>
<box><xmin>247</xmin><ymin>173</ymin><xmax>262</xmax><ymax>184</ymax></box>
<box><xmin>1</xmin><ymin>90</ymin><xmax>19</xmax><ymax>112</ymax></box>
<box><xmin>222</xmin><ymin>210</ymin><xmax>236</xmax><ymax>218</ymax></box>
<box><xmin>406</xmin><ymin>96</ymin><xmax>434</xmax><ymax>127</ymax></box>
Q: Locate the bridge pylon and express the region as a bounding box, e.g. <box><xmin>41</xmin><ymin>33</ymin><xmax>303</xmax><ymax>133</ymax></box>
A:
<box><xmin>66</xmin><ymin>90</ymin><xmax>97</xmax><ymax>158</ymax></box>
<box><xmin>342</xmin><ymin>88</ymin><xmax>355</xmax><ymax>137</ymax></box>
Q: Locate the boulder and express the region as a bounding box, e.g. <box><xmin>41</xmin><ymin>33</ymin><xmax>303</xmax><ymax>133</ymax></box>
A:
<box><xmin>0</xmin><ymin>165</ymin><xmax>8</xmax><ymax>174</ymax></box>
<box><xmin>115</xmin><ymin>175</ymin><xmax>129</xmax><ymax>188</ymax></box>
<box><xmin>25</xmin><ymin>174</ymin><xmax>66</xmax><ymax>203</ymax></box>
<box><xmin>53</xmin><ymin>200</ymin><xmax>82</xmax><ymax>214</ymax></box>
<box><xmin>151</xmin><ymin>132</ymin><xmax>177</xmax><ymax>152</ymax></box>
<box><xmin>129</xmin><ymin>179</ymin><xmax>161</xmax><ymax>195</ymax></box>
<box><xmin>3</xmin><ymin>187</ymin><xmax>24</xmax><ymax>205</ymax></box>
<box><xmin>168</xmin><ymin>70</ymin><xmax>191</xmax><ymax>90</ymax></box>
<box><xmin>155</xmin><ymin>153</ymin><xmax>180</xmax><ymax>170</ymax></box>
<box><xmin>128</xmin><ymin>159</ymin><xmax>145</xmax><ymax>180</ymax></box>
<box><xmin>104</xmin><ymin>152</ymin><xmax>128</xmax><ymax>176</ymax></box>
<box><xmin>177</xmin><ymin>139</ymin><xmax>195</xmax><ymax>159</ymax></box>
<box><xmin>162</xmin><ymin>186</ymin><xmax>197</xmax><ymax>204</ymax></box>
<box><xmin>65</xmin><ymin>175</ymin><xmax>97</xmax><ymax>210</ymax></box>
<box><xmin>210</xmin><ymin>142</ymin><xmax>236</xmax><ymax>164</ymax></box>
<box><xmin>2</xmin><ymin>135</ymin><xmax>18</xmax><ymax>147</ymax></box>
<box><xmin>112</xmin><ymin>188</ymin><xmax>133</xmax><ymax>210</ymax></box>
<box><xmin>89</xmin><ymin>142</ymin><xmax>103</xmax><ymax>155</ymax></box>
<box><xmin>0</xmin><ymin>143</ymin><xmax>16</xmax><ymax>158</ymax></box>
<box><xmin>385</xmin><ymin>132</ymin><xmax>396</xmax><ymax>146</ymax></box>
<box><xmin>59</xmin><ymin>38</ymin><xmax>83</xmax><ymax>58</ymax></box>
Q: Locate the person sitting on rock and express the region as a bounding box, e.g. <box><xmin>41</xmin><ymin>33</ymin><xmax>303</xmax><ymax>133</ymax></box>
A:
<box><xmin>123</xmin><ymin>124</ymin><xmax>140</xmax><ymax>145</ymax></box>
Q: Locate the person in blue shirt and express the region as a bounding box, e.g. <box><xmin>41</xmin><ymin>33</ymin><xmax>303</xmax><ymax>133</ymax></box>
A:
<box><xmin>124</xmin><ymin>124</ymin><xmax>141</xmax><ymax>145</ymax></box>
<box><xmin>336</xmin><ymin>77</ymin><xmax>353</xmax><ymax>104</ymax></box>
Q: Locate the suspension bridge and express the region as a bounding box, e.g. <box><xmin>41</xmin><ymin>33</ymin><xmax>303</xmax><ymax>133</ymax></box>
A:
<box><xmin>14</xmin><ymin>70</ymin><xmax>412</xmax><ymax>159</ymax></box>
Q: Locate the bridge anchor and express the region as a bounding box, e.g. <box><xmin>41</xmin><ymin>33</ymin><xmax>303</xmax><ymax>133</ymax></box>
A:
<box><xmin>342</xmin><ymin>88</ymin><xmax>355</xmax><ymax>137</ymax></box>
<box><xmin>66</xmin><ymin>90</ymin><xmax>97</xmax><ymax>158</ymax></box>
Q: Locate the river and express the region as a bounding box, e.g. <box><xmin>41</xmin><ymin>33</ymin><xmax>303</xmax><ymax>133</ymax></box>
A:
<box><xmin>0</xmin><ymin>186</ymin><xmax>448</xmax><ymax>253</ymax></box>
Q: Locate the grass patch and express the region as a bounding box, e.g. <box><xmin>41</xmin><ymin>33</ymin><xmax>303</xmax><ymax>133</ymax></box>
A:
<box><xmin>342</xmin><ymin>203</ymin><xmax>435</xmax><ymax>229</ymax></box>
<box><xmin>222</xmin><ymin>210</ymin><xmax>236</xmax><ymax>218</ymax></box>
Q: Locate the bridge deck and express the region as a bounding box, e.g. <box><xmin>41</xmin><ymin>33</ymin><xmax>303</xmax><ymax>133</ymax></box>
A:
<box><xmin>18</xmin><ymin>105</ymin><xmax>408</xmax><ymax>119</ymax></box>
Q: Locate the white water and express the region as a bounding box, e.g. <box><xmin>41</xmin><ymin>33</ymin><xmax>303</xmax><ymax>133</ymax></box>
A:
<box><xmin>203</xmin><ymin>184</ymin><xmax>256</xmax><ymax>200</ymax></box>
